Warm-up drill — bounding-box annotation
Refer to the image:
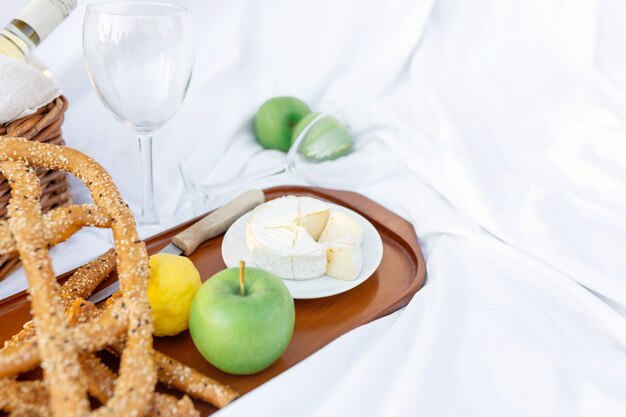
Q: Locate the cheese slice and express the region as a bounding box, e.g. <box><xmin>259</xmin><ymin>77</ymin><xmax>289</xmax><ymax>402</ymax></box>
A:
<box><xmin>246</xmin><ymin>196</ymin><xmax>330</xmax><ymax>280</ymax></box>
<box><xmin>318</xmin><ymin>211</ymin><xmax>363</xmax><ymax>244</ymax></box>
<box><xmin>324</xmin><ymin>240</ymin><xmax>362</xmax><ymax>280</ymax></box>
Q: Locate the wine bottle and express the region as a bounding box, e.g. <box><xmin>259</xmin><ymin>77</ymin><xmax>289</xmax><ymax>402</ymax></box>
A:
<box><xmin>0</xmin><ymin>0</ymin><xmax>77</xmax><ymax>60</ymax></box>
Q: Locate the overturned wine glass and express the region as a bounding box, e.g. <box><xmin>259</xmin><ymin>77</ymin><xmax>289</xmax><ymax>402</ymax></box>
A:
<box><xmin>180</xmin><ymin>102</ymin><xmax>399</xmax><ymax>214</ymax></box>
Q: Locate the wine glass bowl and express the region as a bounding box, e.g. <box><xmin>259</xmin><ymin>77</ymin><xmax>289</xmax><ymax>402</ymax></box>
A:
<box><xmin>83</xmin><ymin>1</ymin><xmax>193</xmax><ymax>226</ymax></box>
<box><xmin>286</xmin><ymin>102</ymin><xmax>397</xmax><ymax>187</ymax></box>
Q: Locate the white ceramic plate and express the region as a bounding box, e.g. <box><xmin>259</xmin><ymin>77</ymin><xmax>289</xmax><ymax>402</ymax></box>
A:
<box><xmin>222</xmin><ymin>202</ymin><xmax>383</xmax><ymax>299</ymax></box>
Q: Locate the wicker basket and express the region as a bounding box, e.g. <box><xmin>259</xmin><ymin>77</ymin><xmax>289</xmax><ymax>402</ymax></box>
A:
<box><xmin>0</xmin><ymin>96</ymin><xmax>72</xmax><ymax>280</ymax></box>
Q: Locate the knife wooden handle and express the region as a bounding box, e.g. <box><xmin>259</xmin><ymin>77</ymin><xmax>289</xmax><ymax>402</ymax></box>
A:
<box><xmin>171</xmin><ymin>189</ymin><xmax>265</xmax><ymax>256</ymax></box>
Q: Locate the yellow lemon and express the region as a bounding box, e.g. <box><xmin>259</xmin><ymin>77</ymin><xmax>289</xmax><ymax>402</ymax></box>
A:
<box><xmin>148</xmin><ymin>253</ymin><xmax>202</xmax><ymax>337</ymax></box>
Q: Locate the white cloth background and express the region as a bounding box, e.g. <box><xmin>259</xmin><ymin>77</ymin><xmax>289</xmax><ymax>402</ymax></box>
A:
<box><xmin>2</xmin><ymin>0</ymin><xmax>626</xmax><ymax>415</ymax></box>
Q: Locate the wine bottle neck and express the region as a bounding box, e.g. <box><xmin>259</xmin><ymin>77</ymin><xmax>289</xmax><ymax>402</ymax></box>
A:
<box><xmin>16</xmin><ymin>0</ymin><xmax>76</xmax><ymax>45</ymax></box>
<box><xmin>0</xmin><ymin>23</ymin><xmax>34</xmax><ymax>59</ymax></box>
<box><xmin>0</xmin><ymin>0</ymin><xmax>75</xmax><ymax>65</ymax></box>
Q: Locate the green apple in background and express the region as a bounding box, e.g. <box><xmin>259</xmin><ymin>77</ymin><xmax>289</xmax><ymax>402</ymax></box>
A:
<box><xmin>254</xmin><ymin>97</ymin><xmax>311</xmax><ymax>152</ymax></box>
<box><xmin>291</xmin><ymin>113</ymin><xmax>354</xmax><ymax>162</ymax></box>
<box><xmin>189</xmin><ymin>262</ymin><xmax>295</xmax><ymax>375</ymax></box>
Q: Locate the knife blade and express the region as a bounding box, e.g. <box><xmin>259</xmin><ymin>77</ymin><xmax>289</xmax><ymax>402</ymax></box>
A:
<box><xmin>87</xmin><ymin>189</ymin><xmax>265</xmax><ymax>304</ymax></box>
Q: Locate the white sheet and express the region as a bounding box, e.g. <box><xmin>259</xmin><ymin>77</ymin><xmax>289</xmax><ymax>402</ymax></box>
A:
<box><xmin>2</xmin><ymin>0</ymin><xmax>626</xmax><ymax>415</ymax></box>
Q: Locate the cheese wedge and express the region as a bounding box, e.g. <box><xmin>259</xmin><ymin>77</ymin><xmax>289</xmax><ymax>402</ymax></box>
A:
<box><xmin>324</xmin><ymin>240</ymin><xmax>362</xmax><ymax>280</ymax></box>
<box><xmin>246</xmin><ymin>196</ymin><xmax>330</xmax><ymax>280</ymax></box>
<box><xmin>318</xmin><ymin>211</ymin><xmax>363</xmax><ymax>244</ymax></box>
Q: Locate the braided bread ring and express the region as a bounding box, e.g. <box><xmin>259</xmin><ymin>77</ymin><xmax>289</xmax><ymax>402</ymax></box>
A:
<box><xmin>0</xmin><ymin>137</ymin><xmax>156</xmax><ymax>417</ymax></box>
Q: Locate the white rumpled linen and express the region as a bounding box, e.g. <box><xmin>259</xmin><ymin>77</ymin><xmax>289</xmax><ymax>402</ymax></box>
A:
<box><xmin>1</xmin><ymin>0</ymin><xmax>626</xmax><ymax>415</ymax></box>
<box><xmin>0</xmin><ymin>54</ymin><xmax>60</xmax><ymax>124</ymax></box>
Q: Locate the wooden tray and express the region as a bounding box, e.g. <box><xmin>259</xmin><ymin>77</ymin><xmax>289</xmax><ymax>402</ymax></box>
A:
<box><xmin>0</xmin><ymin>186</ymin><xmax>426</xmax><ymax>416</ymax></box>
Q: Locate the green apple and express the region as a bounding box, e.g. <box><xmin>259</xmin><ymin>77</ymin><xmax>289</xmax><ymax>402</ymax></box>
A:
<box><xmin>291</xmin><ymin>114</ymin><xmax>354</xmax><ymax>162</ymax></box>
<box><xmin>254</xmin><ymin>97</ymin><xmax>311</xmax><ymax>152</ymax></box>
<box><xmin>189</xmin><ymin>263</ymin><xmax>295</xmax><ymax>375</ymax></box>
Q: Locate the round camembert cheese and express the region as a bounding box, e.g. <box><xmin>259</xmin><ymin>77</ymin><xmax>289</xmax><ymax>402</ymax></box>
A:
<box><xmin>246</xmin><ymin>195</ymin><xmax>366</xmax><ymax>281</ymax></box>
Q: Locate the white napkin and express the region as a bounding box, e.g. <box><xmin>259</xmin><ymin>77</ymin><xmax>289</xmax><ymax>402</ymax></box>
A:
<box><xmin>0</xmin><ymin>54</ymin><xmax>60</xmax><ymax>124</ymax></box>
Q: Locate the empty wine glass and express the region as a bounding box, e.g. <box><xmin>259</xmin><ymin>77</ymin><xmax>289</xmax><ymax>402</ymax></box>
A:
<box><xmin>180</xmin><ymin>102</ymin><xmax>398</xmax><ymax>214</ymax></box>
<box><xmin>83</xmin><ymin>1</ymin><xmax>194</xmax><ymax>226</ymax></box>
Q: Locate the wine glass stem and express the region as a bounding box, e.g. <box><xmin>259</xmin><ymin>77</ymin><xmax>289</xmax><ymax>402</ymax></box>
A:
<box><xmin>138</xmin><ymin>133</ymin><xmax>158</xmax><ymax>225</ymax></box>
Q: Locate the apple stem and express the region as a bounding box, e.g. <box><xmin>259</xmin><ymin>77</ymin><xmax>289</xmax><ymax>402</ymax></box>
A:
<box><xmin>239</xmin><ymin>261</ymin><xmax>245</xmax><ymax>296</ymax></box>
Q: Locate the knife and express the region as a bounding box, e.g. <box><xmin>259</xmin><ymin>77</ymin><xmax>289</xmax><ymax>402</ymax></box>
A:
<box><xmin>87</xmin><ymin>189</ymin><xmax>265</xmax><ymax>303</ymax></box>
